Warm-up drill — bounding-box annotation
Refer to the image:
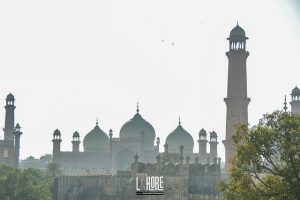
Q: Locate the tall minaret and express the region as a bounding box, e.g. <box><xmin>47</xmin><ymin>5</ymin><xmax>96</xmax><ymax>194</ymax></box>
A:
<box><xmin>4</xmin><ymin>93</ymin><xmax>15</xmax><ymax>142</ymax></box>
<box><xmin>223</xmin><ymin>24</ymin><xmax>250</xmax><ymax>170</ymax></box>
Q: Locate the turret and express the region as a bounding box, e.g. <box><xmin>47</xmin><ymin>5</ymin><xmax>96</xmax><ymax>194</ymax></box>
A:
<box><xmin>72</xmin><ymin>131</ymin><xmax>80</xmax><ymax>153</ymax></box>
<box><xmin>4</xmin><ymin>93</ymin><xmax>15</xmax><ymax>142</ymax></box>
<box><xmin>209</xmin><ymin>131</ymin><xmax>218</xmax><ymax>159</ymax></box>
<box><xmin>290</xmin><ymin>86</ymin><xmax>300</xmax><ymax>115</ymax></box>
<box><xmin>156</xmin><ymin>137</ymin><xmax>160</xmax><ymax>151</ymax></box>
<box><xmin>14</xmin><ymin>123</ymin><xmax>22</xmax><ymax>168</ymax></box>
<box><xmin>198</xmin><ymin>128</ymin><xmax>208</xmax><ymax>160</ymax></box>
<box><xmin>52</xmin><ymin>129</ymin><xmax>62</xmax><ymax>163</ymax></box>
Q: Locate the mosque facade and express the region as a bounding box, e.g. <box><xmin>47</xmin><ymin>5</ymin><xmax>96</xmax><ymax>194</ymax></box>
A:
<box><xmin>52</xmin><ymin>105</ymin><xmax>220</xmax><ymax>174</ymax></box>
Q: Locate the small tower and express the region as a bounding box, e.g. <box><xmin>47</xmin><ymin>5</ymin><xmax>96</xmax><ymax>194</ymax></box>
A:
<box><xmin>209</xmin><ymin>131</ymin><xmax>218</xmax><ymax>159</ymax></box>
<box><xmin>72</xmin><ymin>131</ymin><xmax>80</xmax><ymax>153</ymax></box>
<box><xmin>4</xmin><ymin>93</ymin><xmax>15</xmax><ymax>142</ymax></box>
<box><xmin>156</xmin><ymin>137</ymin><xmax>160</xmax><ymax>152</ymax></box>
<box><xmin>109</xmin><ymin>129</ymin><xmax>113</xmax><ymax>170</ymax></box>
<box><xmin>223</xmin><ymin>24</ymin><xmax>250</xmax><ymax>170</ymax></box>
<box><xmin>290</xmin><ymin>86</ymin><xmax>300</xmax><ymax>115</ymax></box>
<box><xmin>52</xmin><ymin>129</ymin><xmax>62</xmax><ymax>163</ymax></box>
<box><xmin>198</xmin><ymin>128</ymin><xmax>208</xmax><ymax>161</ymax></box>
<box><xmin>14</xmin><ymin>123</ymin><xmax>22</xmax><ymax>168</ymax></box>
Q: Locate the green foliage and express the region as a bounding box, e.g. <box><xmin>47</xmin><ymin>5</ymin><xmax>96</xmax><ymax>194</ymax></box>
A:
<box><xmin>46</xmin><ymin>162</ymin><xmax>62</xmax><ymax>178</ymax></box>
<box><xmin>219</xmin><ymin>111</ymin><xmax>300</xmax><ymax>200</ymax></box>
<box><xmin>0</xmin><ymin>165</ymin><xmax>53</xmax><ymax>200</ymax></box>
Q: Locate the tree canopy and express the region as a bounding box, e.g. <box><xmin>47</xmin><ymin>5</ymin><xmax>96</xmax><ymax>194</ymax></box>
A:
<box><xmin>0</xmin><ymin>165</ymin><xmax>53</xmax><ymax>200</ymax></box>
<box><xmin>219</xmin><ymin>111</ymin><xmax>300</xmax><ymax>200</ymax></box>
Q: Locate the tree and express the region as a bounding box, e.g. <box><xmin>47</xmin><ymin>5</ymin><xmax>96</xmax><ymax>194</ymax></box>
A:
<box><xmin>47</xmin><ymin>162</ymin><xmax>62</xmax><ymax>178</ymax></box>
<box><xmin>219</xmin><ymin>111</ymin><xmax>300</xmax><ymax>200</ymax></box>
<box><xmin>0</xmin><ymin>165</ymin><xmax>53</xmax><ymax>200</ymax></box>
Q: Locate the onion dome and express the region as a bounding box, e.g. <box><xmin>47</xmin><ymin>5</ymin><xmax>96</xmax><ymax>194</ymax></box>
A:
<box><xmin>199</xmin><ymin>128</ymin><xmax>207</xmax><ymax>137</ymax></box>
<box><xmin>83</xmin><ymin>121</ymin><xmax>109</xmax><ymax>152</ymax></box>
<box><xmin>53</xmin><ymin>129</ymin><xmax>61</xmax><ymax>136</ymax></box>
<box><xmin>230</xmin><ymin>24</ymin><xmax>245</xmax><ymax>37</ymax></box>
<box><xmin>73</xmin><ymin>131</ymin><xmax>80</xmax><ymax>138</ymax></box>
<box><xmin>6</xmin><ymin>93</ymin><xmax>15</xmax><ymax>101</ymax></box>
<box><xmin>210</xmin><ymin>131</ymin><xmax>218</xmax><ymax>142</ymax></box>
<box><xmin>291</xmin><ymin>86</ymin><xmax>300</xmax><ymax>96</ymax></box>
<box><xmin>165</xmin><ymin>118</ymin><xmax>194</xmax><ymax>154</ymax></box>
<box><xmin>199</xmin><ymin>128</ymin><xmax>207</xmax><ymax>141</ymax></box>
<box><xmin>119</xmin><ymin>104</ymin><xmax>155</xmax><ymax>143</ymax></box>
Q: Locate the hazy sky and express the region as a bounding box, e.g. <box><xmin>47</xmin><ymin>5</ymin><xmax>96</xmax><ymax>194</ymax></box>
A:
<box><xmin>0</xmin><ymin>0</ymin><xmax>299</xmax><ymax>160</ymax></box>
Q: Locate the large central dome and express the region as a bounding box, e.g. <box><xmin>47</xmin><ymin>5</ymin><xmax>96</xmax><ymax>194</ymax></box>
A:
<box><xmin>119</xmin><ymin>106</ymin><xmax>155</xmax><ymax>143</ymax></box>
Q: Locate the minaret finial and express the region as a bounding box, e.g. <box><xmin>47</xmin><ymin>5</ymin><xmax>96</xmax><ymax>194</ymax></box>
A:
<box><xmin>283</xmin><ymin>95</ymin><xmax>288</xmax><ymax>112</ymax></box>
<box><xmin>136</xmin><ymin>102</ymin><xmax>139</xmax><ymax>113</ymax></box>
<box><xmin>96</xmin><ymin>117</ymin><xmax>99</xmax><ymax>125</ymax></box>
<box><xmin>179</xmin><ymin>116</ymin><xmax>181</xmax><ymax>125</ymax></box>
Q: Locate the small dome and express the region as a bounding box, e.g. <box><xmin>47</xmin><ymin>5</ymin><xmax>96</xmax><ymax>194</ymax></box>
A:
<box><xmin>199</xmin><ymin>128</ymin><xmax>207</xmax><ymax>136</ymax></box>
<box><xmin>166</xmin><ymin>122</ymin><xmax>194</xmax><ymax>154</ymax></box>
<box><xmin>291</xmin><ymin>86</ymin><xmax>300</xmax><ymax>96</ymax></box>
<box><xmin>120</xmin><ymin>111</ymin><xmax>155</xmax><ymax>143</ymax></box>
<box><xmin>15</xmin><ymin>123</ymin><xmax>21</xmax><ymax>129</ymax></box>
<box><xmin>210</xmin><ymin>131</ymin><xmax>217</xmax><ymax>138</ymax></box>
<box><xmin>230</xmin><ymin>24</ymin><xmax>246</xmax><ymax>37</ymax></box>
<box><xmin>73</xmin><ymin>131</ymin><xmax>80</xmax><ymax>138</ymax></box>
<box><xmin>6</xmin><ymin>93</ymin><xmax>15</xmax><ymax>101</ymax></box>
<box><xmin>83</xmin><ymin>123</ymin><xmax>109</xmax><ymax>152</ymax></box>
<box><xmin>53</xmin><ymin>129</ymin><xmax>61</xmax><ymax>136</ymax></box>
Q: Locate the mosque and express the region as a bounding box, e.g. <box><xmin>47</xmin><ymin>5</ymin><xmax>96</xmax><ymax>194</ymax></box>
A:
<box><xmin>52</xmin><ymin>104</ymin><xmax>219</xmax><ymax>173</ymax></box>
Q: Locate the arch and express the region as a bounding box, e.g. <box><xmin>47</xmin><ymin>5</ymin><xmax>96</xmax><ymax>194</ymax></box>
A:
<box><xmin>115</xmin><ymin>148</ymin><xmax>135</xmax><ymax>170</ymax></box>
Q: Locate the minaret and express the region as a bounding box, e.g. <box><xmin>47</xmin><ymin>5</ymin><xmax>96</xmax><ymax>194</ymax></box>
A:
<box><xmin>72</xmin><ymin>131</ymin><xmax>80</xmax><ymax>152</ymax></box>
<box><xmin>14</xmin><ymin>123</ymin><xmax>22</xmax><ymax>168</ymax></box>
<box><xmin>209</xmin><ymin>131</ymin><xmax>218</xmax><ymax>159</ymax></box>
<box><xmin>290</xmin><ymin>86</ymin><xmax>300</xmax><ymax>115</ymax></box>
<box><xmin>4</xmin><ymin>93</ymin><xmax>15</xmax><ymax>142</ymax></box>
<box><xmin>198</xmin><ymin>128</ymin><xmax>207</xmax><ymax>161</ymax></box>
<box><xmin>52</xmin><ymin>129</ymin><xmax>62</xmax><ymax>163</ymax></box>
<box><xmin>223</xmin><ymin>24</ymin><xmax>250</xmax><ymax>170</ymax></box>
<box><xmin>109</xmin><ymin>129</ymin><xmax>113</xmax><ymax>170</ymax></box>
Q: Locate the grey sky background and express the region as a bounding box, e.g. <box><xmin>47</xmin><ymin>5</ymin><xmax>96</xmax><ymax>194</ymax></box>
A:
<box><xmin>0</xmin><ymin>0</ymin><xmax>299</xmax><ymax>160</ymax></box>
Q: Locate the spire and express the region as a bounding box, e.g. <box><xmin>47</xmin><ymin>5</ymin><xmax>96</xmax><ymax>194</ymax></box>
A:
<box><xmin>178</xmin><ymin>116</ymin><xmax>181</xmax><ymax>125</ymax></box>
<box><xmin>136</xmin><ymin>102</ymin><xmax>139</xmax><ymax>113</ymax></box>
<box><xmin>237</xmin><ymin>21</ymin><xmax>239</xmax><ymax>26</ymax></box>
<box><xmin>283</xmin><ymin>95</ymin><xmax>288</xmax><ymax>112</ymax></box>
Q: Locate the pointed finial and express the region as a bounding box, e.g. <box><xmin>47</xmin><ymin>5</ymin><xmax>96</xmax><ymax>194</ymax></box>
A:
<box><xmin>283</xmin><ymin>95</ymin><xmax>288</xmax><ymax>112</ymax></box>
<box><xmin>136</xmin><ymin>102</ymin><xmax>139</xmax><ymax>113</ymax></box>
<box><xmin>179</xmin><ymin>116</ymin><xmax>181</xmax><ymax>125</ymax></box>
<box><xmin>96</xmin><ymin>117</ymin><xmax>99</xmax><ymax>125</ymax></box>
<box><xmin>237</xmin><ymin>21</ymin><xmax>239</xmax><ymax>26</ymax></box>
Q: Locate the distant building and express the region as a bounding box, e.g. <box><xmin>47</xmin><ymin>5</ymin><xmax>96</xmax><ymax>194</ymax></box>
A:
<box><xmin>0</xmin><ymin>93</ymin><xmax>23</xmax><ymax>168</ymax></box>
<box><xmin>52</xmin><ymin>106</ymin><xmax>219</xmax><ymax>174</ymax></box>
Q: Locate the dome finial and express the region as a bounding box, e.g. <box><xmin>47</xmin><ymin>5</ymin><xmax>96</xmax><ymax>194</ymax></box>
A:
<box><xmin>136</xmin><ymin>102</ymin><xmax>140</xmax><ymax>113</ymax></box>
<box><xmin>96</xmin><ymin>117</ymin><xmax>99</xmax><ymax>125</ymax></box>
<box><xmin>237</xmin><ymin>20</ymin><xmax>239</xmax><ymax>26</ymax></box>
<box><xmin>179</xmin><ymin>116</ymin><xmax>181</xmax><ymax>125</ymax></box>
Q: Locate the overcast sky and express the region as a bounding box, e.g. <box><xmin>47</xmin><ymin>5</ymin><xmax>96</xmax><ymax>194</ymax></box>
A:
<box><xmin>0</xmin><ymin>0</ymin><xmax>299</xmax><ymax>160</ymax></box>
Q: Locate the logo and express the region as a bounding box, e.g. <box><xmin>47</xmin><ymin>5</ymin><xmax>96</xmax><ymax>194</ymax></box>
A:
<box><xmin>136</xmin><ymin>173</ymin><xmax>164</xmax><ymax>195</ymax></box>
